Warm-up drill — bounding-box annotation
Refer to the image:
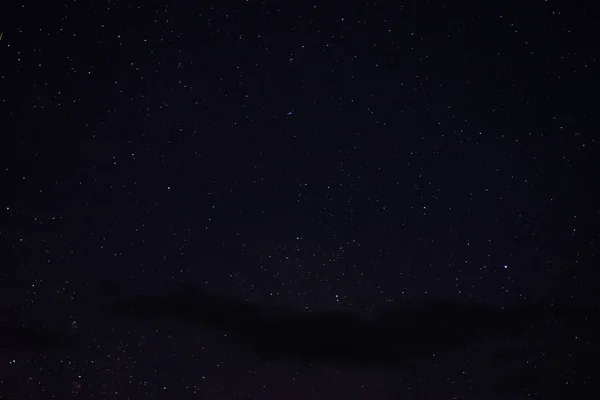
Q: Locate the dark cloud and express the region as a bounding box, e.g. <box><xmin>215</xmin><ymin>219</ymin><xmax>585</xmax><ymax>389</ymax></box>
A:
<box><xmin>3</xmin><ymin>288</ymin><xmax>598</xmax><ymax>397</ymax></box>
<box><xmin>103</xmin><ymin>288</ymin><xmax>599</xmax><ymax>372</ymax></box>
<box><xmin>0</xmin><ymin>315</ymin><xmax>75</xmax><ymax>353</ymax></box>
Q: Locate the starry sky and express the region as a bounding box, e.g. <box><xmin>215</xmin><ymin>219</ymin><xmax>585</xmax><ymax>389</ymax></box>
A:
<box><xmin>2</xmin><ymin>0</ymin><xmax>599</xmax><ymax>399</ymax></box>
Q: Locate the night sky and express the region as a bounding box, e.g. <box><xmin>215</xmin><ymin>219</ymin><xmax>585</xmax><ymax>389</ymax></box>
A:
<box><xmin>2</xmin><ymin>0</ymin><xmax>599</xmax><ymax>399</ymax></box>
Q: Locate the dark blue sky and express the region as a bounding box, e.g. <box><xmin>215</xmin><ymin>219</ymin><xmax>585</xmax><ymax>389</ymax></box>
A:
<box><xmin>2</xmin><ymin>0</ymin><xmax>598</xmax><ymax>398</ymax></box>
